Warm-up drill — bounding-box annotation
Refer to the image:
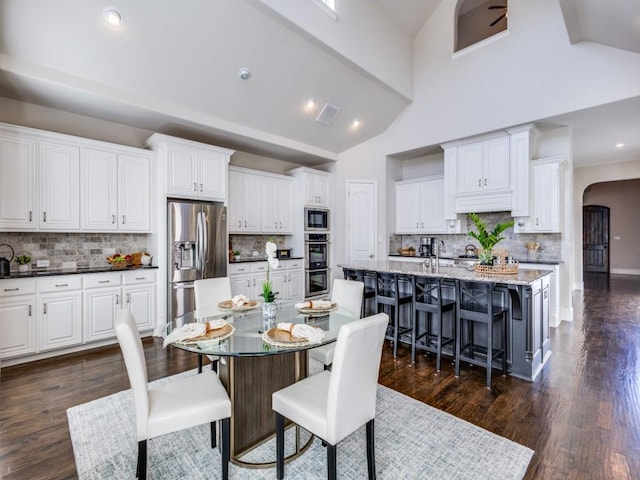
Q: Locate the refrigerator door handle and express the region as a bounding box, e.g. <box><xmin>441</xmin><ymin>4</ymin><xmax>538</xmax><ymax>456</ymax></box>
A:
<box><xmin>203</xmin><ymin>212</ymin><xmax>209</xmax><ymax>275</ymax></box>
<box><xmin>196</xmin><ymin>211</ymin><xmax>204</xmax><ymax>273</ymax></box>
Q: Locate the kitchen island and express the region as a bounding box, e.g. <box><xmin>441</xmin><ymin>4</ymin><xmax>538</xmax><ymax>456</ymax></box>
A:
<box><xmin>339</xmin><ymin>260</ymin><xmax>552</xmax><ymax>381</ymax></box>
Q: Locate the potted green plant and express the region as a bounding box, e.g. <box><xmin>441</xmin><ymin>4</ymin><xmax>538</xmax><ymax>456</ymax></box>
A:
<box><xmin>467</xmin><ymin>213</ymin><xmax>514</xmax><ymax>265</ymax></box>
<box><xmin>233</xmin><ymin>250</ymin><xmax>241</xmax><ymax>262</ymax></box>
<box><xmin>14</xmin><ymin>254</ymin><xmax>31</xmax><ymax>273</ymax></box>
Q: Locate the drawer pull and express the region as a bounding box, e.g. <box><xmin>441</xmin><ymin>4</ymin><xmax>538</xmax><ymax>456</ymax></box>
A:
<box><xmin>98</xmin><ymin>280</ymin><xmax>111</xmax><ymax>284</ymax></box>
<box><xmin>4</xmin><ymin>287</ymin><xmax>19</xmax><ymax>292</ymax></box>
<box><xmin>135</xmin><ymin>277</ymin><xmax>146</xmax><ymax>281</ymax></box>
<box><xmin>55</xmin><ymin>283</ymin><xmax>69</xmax><ymax>288</ymax></box>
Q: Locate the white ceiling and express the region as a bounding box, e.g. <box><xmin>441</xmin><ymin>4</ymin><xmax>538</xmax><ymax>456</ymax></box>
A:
<box><xmin>0</xmin><ymin>0</ymin><xmax>638</xmax><ymax>167</ymax></box>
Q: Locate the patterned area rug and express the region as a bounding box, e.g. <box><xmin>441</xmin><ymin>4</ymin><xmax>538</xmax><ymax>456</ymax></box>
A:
<box><xmin>67</xmin><ymin>370</ymin><xmax>533</xmax><ymax>479</ymax></box>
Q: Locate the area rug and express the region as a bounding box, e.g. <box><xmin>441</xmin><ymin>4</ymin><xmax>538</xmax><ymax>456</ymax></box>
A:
<box><xmin>67</xmin><ymin>370</ymin><xmax>533</xmax><ymax>479</ymax></box>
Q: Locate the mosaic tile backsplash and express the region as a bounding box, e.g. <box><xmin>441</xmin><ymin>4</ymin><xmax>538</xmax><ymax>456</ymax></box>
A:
<box><xmin>389</xmin><ymin>212</ymin><xmax>562</xmax><ymax>261</ymax></box>
<box><xmin>229</xmin><ymin>235</ymin><xmax>292</xmax><ymax>260</ymax></box>
<box><xmin>0</xmin><ymin>232</ymin><xmax>151</xmax><ymax>271</ymax></box>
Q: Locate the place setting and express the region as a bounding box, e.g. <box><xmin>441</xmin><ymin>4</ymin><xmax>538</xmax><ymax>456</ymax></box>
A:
<box><xmin>294</xmin><ymin>299</ymin><xmax>338</xmax><ymax>315</ymax></box>
<box><xmin>163</xmin><ymin>318</ymin><xmax>235</xmax><ymax>347</ymax></box>
<box><xmin>217</xmin><ymin>294</ymin><xmax>260</xmax><ymax>312</ymax></box>
<box><xmin>261</xmin><ymin>321</ymin><xmax>325</xmax><ymax>347</ymax></box>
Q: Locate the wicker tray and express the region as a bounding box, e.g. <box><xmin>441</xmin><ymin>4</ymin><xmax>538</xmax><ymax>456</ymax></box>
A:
<box><xmin>473</xmin><ymin>262</ymin><xmax>518</xmax><ymax>275</ymax></box>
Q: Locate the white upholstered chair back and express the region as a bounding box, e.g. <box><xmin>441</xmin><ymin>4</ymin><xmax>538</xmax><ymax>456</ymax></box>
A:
<box><xmin>194</xmin><ymin>277</ymin><xmax>232</xmax><ymax>310</ymax></box>
<box><xmin>326</xmin><ymin>313</ymin><xmax>388</xmax><ymax>444</ymax></box>
<box><xmin>331</xmin><ymin>278</ymin><xmax>364</xmax><ymax>319</ymax></box>
<box><xmin>115</xmin><ymin>309</ymin><xmax>150</xmax><ymax>441</ymax></box>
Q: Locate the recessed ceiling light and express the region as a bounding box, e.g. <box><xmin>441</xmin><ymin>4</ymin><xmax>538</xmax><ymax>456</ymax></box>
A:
<box><xmin>351</xmin><ymin>119</ymin><xmax>361</xmax><ymax>128</ymax></box>
<box><xmin>306</xmin><ymin>98</ymin><xmax>316</xmax><ymax>109</ymax></box>
<box><xmin>103</xmin><ymin>7</ymin><xmax>123</xmax><ymax>26</ymax></box>
<box><xmin>616</xmin><ymin>143</ymin><xmax>625</xmax><ymax>148</ymax></box>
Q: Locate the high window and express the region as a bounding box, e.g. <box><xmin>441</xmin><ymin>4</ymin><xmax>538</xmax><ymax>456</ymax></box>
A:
<box><xmin>455</xmin><ymin>0</ymin><xmax>508</xmax><ymax>52</ymax></box>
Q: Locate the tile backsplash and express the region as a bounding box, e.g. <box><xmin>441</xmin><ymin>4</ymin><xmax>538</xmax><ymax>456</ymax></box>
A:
<box><xmin>0</xmin><ymin>232</ymin><xmax>151</xmax><ymax>270</ymax></box>
<box><xmin>229</xmin><ymin>235</ymin><xmax>291</xmax><ymax>260</ymax></box>
<box><xmin>389</xmin><ymin>212</ymin><xmax>562</xmax><ymax>260</ymax></box>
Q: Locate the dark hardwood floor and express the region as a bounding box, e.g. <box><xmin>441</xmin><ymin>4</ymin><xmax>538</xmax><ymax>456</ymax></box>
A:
<box><xmin>1</xmin><ymin>273</ymin><xmax>639</xmax><ymax>479</ymax></box>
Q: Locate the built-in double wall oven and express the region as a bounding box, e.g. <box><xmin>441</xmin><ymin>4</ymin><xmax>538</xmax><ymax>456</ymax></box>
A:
<box><xmin>305</xmin><ymin>232</ymin><xmax>329</xmax><ymax>297</ymax></box>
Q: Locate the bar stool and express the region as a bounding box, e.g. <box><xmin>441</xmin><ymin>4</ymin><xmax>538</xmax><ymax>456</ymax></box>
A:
<box><xmin>343</xmin><ymin>268</ymin><xmax>376</xmax><ymax>317</ymax></box>
<box><xmin>411</xmin><ymin>276</ymin><xmax>456</xmax><ymax>370</ymax></box>
<box><xmin>455</xmin><ymin>280</ymin><xmax>508</xmax><ymax>388</ymax></box>
<box><xmin>375</xmin><ymin>271</ymin><xmax>413</xmax><ymax>357</ymax></box>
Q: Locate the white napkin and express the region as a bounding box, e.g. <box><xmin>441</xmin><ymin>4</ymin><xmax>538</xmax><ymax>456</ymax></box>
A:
<box><xmin>295</xmin><ymin>300</ymin><xmax>334</xmax><ymax>310</ymax></box>
<box><xmin>277</xmin><ymin>322</ymin><xmax>324</xmax><ymax>344</ymax></box>
<box><xmin>232</xmin><ymin>294</ymin><xmax>248</xmax><ymax>307</ymax></box>
<box><xmin>163</xmin><ymin>320</ymin><xmax>227</xmax><ymax>348</ymax></box>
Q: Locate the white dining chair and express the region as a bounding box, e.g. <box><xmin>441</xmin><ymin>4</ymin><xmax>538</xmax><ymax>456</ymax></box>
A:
<box><xmin>115</xmin><ymin>309</ymin><xmax>231</xmax><ymax>480</ymax></box>
<box><xmin>273</xmin><ymin>312</ymin><xmax>389</xmax><ymax>480</ymax></box>
<box><xmin>194</xmin><ymin>277</ymin><xmax>232</xmax><ymax>372</ymax></box>
<box><xmin>309</xmin><ymin>278</ymin><xmax>364</xmax><ymax>370</ymax></box>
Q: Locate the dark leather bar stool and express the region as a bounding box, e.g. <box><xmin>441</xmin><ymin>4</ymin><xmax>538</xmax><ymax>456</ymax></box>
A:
<box><xmin>375</xmin><ymin>271</ymin><xmax>413</xmax><ymax>357</ymax></box>
<box><xmin>411</xmin><ymin>276</ymin><xmax>456</xmax><ymax>370</ymax></box>
<box><xmin>343</xmin><ymin>268</ymin><xmax>376</xmax><ymax>317</ymax></box>
<box><xmin>455</xmin><ymin>280</ymin><xmax>508</xmax><ymax>388</ymax></box>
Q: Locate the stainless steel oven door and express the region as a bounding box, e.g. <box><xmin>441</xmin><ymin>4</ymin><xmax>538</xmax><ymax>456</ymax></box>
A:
<box><xmin>305</xmin><ymin>241</ymin><xmax>329</xmax><ymax>270</ymax></box>
<box><xmin>305</xmin><ymin>269</ymin><xmax>330</xmax><ymax>297</ymax></box>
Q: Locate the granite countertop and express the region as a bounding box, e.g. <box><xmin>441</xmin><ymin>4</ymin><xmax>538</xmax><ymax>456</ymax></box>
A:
<box><xmin>230</xmin><ymin>256</ymin><xmax>303</xmax><ymax>264</ymax></box>
<box><xmin>387</xmin><ymin>253</ymin><xmax>563</xmax><ymax>265</ymax></box>
<box><xmin>341</xmin><ymin>260</ymin><xmax>552</xmax><ymax>286</ymax></box>
<box><xmin>0</xmin><ymin>265</ymin><xmax>158</xmax><ymax>279</ymax></box>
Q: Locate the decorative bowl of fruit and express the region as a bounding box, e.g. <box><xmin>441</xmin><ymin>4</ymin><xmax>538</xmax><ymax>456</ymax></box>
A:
<box><xmin>107</xmin><ymin>253</ymin><xmax>132</xmax><ymax>269</ymax></box>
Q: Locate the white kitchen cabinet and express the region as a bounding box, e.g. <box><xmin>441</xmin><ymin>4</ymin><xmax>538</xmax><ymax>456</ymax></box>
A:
<box><xmin>0</xmin><ymin>278</ymin><xmax>37</xmax><ymax>359</ymax></box>
<box><xmin>229</xmin><ymin>262</ymin><xmax>268</xmax><ymax>299</ymax></box>
<box><xmin>456</xmin><ymin>135</ymin><xmax>509</xmax><ymax>195</ymax></box>
<box><xmin>228</xmin><ymin>168</ymin><xmax>261</xmax><ymax>233</ymax></box>
<box><xmin>270</xmin><ymin>259</ymin><xmax>303</xmax><ymax>302</ymax></box>
<box><xmin>508</xmin><ymin>124</ymin><xmax>538</xmax><ymax>217</ymax></box>
<box><xmin>37</xmin><ymin>275</ymin><xmax>83</xmax><ymax>352</ymax></box>
<box><xmin>146</xmin><ymin>134</ymin><xmax>233</xmax><ymax>202</ymax></box>
<box><xmin>0</xmin><ymin>130</ymin><xmax>37</xmax><ymax>230</ymax></box>
<box><xmin>123</xmin><ymin>270</ymin><xmax>156</xmax><ymax>332</ymax></box>
<box><xmin>38</xmin><ymin>140</ymin><xmax>80</xmax><ymax>230</ymax></box>
<box><xmin>514</xmin><ymin>156</ymin><xmax>563</xmax><ymax>234</ymax></box>
<box><xmin>287</xmin><ymin>167</ymin><xmax>331</xmax><ymax>207</ymax></box>
<box><xmin>395</xmin><ymin>176</ymin><xmax>446</xmax><ymax>234</ymax></box>
<box><xmin>83</xmin><ymin>272</ymin><xmax>122</xmax><ymax>342</ymax></box>
<box><xmin>260</xmin><ymin>176</ymin><xmax>293</xmax><ymax>234</ymax></box>
<box><xmin>81</xmin><ymin>148</ymin><xmax>151</xmax><ymax>232</ymax></box>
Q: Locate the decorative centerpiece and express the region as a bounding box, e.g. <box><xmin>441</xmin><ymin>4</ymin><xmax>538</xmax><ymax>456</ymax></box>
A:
<box><xmin>467</xmin><ymin>213</ymin><xmax>517</xmax><ymax>274</ymax></box>
<box><xmin>261</xmin><ymin>239</ymin><xmax>280</xmax><ymax>327</ymax></box>
<box><xmin>14</xmin><ymin>254</ymin><xmax>31</xmax><ymax>273</ymax></box>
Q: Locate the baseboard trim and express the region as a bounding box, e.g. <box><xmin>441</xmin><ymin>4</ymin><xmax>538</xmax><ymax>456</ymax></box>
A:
<box><xmin>610</xmin><ymin>268</ymin><xmax>640</xmax><ymax>276</ymax></box>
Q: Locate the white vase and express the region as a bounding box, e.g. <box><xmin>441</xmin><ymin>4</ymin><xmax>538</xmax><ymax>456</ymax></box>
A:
<box><xmin>18</xmin><ymin>264</ymin><xmax>29</xmax><ymax>273</ymax></box>
<box><xmin>262</xmin><ymin>302</ymin><xmax>276</xmax><ymax>330</ymax></box>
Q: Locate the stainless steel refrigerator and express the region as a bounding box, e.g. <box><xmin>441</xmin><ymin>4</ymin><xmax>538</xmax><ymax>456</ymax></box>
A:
<box><xmin>167</xmin><ymin>199</ymin><xmax>227</xmax><ymax>321</ymax></box>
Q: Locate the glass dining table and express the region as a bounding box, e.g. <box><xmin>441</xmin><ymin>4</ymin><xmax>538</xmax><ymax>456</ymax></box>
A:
<box><xmin>169</xmin><ymin>300</ymin><xmax>358</xmax><ymax>468</ymax></box>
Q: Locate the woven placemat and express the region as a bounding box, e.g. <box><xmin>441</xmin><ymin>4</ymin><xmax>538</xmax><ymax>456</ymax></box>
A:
<box><xmin>178</xmin><ymin>324</ymin><xmax>235</xmax><ymax>344</ymax></box>
<box><xmin>261</xmin><ymin>328</ymin><xmax>310</xmax><ymax>347</ymax></box>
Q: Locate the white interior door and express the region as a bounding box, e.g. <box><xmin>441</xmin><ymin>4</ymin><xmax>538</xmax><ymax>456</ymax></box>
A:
<box><xmin>347</xmin><ymin>181</ymin><xmax>377</xmax><ymax>263</ymax></box>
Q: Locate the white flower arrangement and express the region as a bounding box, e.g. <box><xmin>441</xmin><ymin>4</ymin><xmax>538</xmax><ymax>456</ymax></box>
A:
<box><xmin>262</xmin><ymin>239</ymin><xmax>279</xmax><ymax>302</ymax></box>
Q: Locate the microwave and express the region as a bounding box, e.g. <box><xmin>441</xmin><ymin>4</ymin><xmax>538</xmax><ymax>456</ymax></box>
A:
<box><xmin>304</xmin><ymin>207</ymin><xmax>329</xmax><ymax>231</ymax></box>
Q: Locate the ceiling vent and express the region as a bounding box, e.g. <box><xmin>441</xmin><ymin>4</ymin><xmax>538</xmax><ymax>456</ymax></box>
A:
<box><xmin>315</xmin><ymin>103</ymin><xmax>341</xmax><ymax>126</ymax></box>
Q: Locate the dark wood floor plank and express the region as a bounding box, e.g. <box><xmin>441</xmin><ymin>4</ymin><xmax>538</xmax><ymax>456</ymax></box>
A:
<box><xmin>1</xmin><ymin>273</ymin><xmax>640</xmax><ymax>479</ymax></box>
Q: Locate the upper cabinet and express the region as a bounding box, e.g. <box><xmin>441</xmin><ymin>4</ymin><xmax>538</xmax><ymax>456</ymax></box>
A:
<box><xmin>395</xmin><ymin>176</ymin><xmax>446</xmax><ymax>234</ymax></box>
<box><xmin>514</xmin><ymin>156</ymin><xmax>564</xmax><ymax>233</ymax></box>
<box><xmin>145</xmin><ymin>133</ymin><xmax>234</xmax><ymax>202</ymax></box>
<box><xmin>228</xmin><ymin>168</ymin><xmax>261</xmax><ymax>233</ymax></box>
<box><xmin>0</xmin><ymin>130</ymin><xmax>37</xmax><ymax>230</ymax></box>
<box><xmin>0</xmin><ymin>123</ymin><xmax>152</xmax><ymax>233</ymax></box>
<box><xmin>456</xmin><ymin>135</ymin><xmax>509</xmax><ymax>195</ymax></box>
<box><xmin>81</xmin><ymin>148</ymin><xmax>151</xmax><ymax>232</ymax></box>
<box><xmin>288</xmin><ymin>167</ymin><xmax>331</xmax><ymax>208</ymax></box>
<box><xmin>260</xmin><ymin>175</ymin><xmax>293</xmax><ymax>234</ymax></box>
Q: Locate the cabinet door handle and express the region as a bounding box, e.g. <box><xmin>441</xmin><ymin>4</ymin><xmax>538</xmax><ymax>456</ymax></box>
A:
<box><xmin>29</xmin><ymin>305</ymin><xmax>32</xmax><ymax>316</ymax></box>
<box><xmin>536</xmin><ymin>218</ymin><xmax>539</xmax><ymax>226</ymax></box>
<box><xmin>416</xmin><ymin>222</ymin><xmax>419</xmax><ymax>229</ymax></box>
<box><xmin>422</xmin><ymin>222</ymin><xmax>424</xmax><ymax>229</ymax></box>
<box><xmin>193</xmin><ymin>182</ymin><xmax>197</xmax><ymax>192</ymax></box>
<box><xmin>29</xmin><ymin>211</ymin><xmax>32</xmax><ymax>222</ymax></box>
<box><xmin>238</xmin><ymin>220</ymin><xmax>241</xmax><ymax>228</ymax></box>
<box><xmin>43</xmin><ymin>211</ymin><xmax>47</xmax><ymax>222</ymax></box>
<box><xmin>200</xmin><ymin>183</ymin><xmax>203</xmax><ymax>192</ymax></box>
<box><xmin>122</xmin><ymin>215</ymin><xmax>126</xmax><ymax>225</ymax></box>
<box><xmin>43</xmin><ymin>303</ymin><xmax>47</xmax><ymax>315</ymax></box>
<box><xmin>112</xmin><ymin>214</ymin><xmax>116</xmax><ymax>224</ymax></box>
<box><xmin>275</xmin><ymin>221</ymin><xmax>278</xmax><ymax>228</ymax></box>
<box><xmin>253</xmin><ymin>279</ymin><xmax>256</xmax><ymax>286</ymax></box>
<box><xmin>279</xmin><ymin>222</ymin><xmax>282</xmax><ymax>229</ymax></box>
<box><xmin>116</xmin><ymin>294</ymin><xmax>120</xmax><ymax>305</ymax></box>
<box><xmin>4</xmin><ymin>288</ymin><xmax>19</xmax><ymax>292</ymax></box>
<box><xmin>484</xmin><ymin>178</ymin><xmax>487</xmax><ymax>186</ymax></box>
<box><xmin>246</xmin><ymin>279</ymin><xmax>250</xmax><ymax>287</ymax></box>
<box><xmin>244</xmin><ymin>220</ymin><xmax>247</xmax><ymax>228</ymax></box>
<box><xmin>55</xmin><ymin>283</ymin><xmax>69</xmax><ymax>288</ymax></box>
<box><xmin>126</xmin><ymin>293</ymin><xmax>131</xmax><ymax>304</ymax></box>
<box><xmin>478</xmin><ymin>179</ymin><xmax>481</xmax><ymax>187</ymax></box>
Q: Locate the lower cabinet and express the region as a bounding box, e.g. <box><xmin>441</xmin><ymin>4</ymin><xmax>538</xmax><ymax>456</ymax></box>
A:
<box><xmin>229</xmin><ymin>260</ymin><xmax>303</xmax><ymax>302</ymax></box>
<box><xmin>0</xmin><ymin>279</ymin><xmax>37</xmax><ymax>359</ymax></box>
<box><xmin>0</xmin><ymin>269</ymin><xmax>156</xmax><ymax>363</ymax></box>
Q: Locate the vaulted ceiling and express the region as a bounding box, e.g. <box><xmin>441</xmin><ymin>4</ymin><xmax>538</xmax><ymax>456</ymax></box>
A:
<box><xmin>0</xmin><ymin>0</ymin><xmax>638</xmax><ymax>166</ymax></box>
